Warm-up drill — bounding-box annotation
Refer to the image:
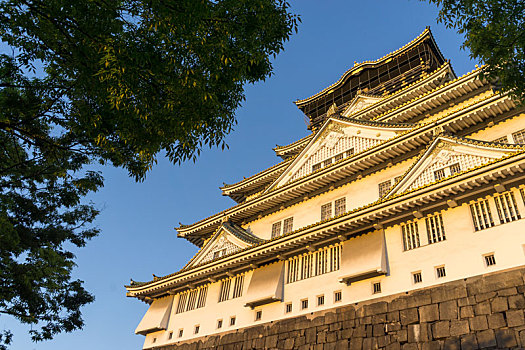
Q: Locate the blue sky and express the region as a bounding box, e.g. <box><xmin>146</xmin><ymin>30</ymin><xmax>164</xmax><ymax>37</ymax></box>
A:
<box><xmin>2</xmin><ymin>1</ymin><xmax>476</xmax><ymax>349</ymax></box>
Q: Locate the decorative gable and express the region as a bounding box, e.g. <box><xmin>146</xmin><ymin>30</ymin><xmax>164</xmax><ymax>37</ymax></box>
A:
<box><xmin>387</xmin><ymin>137</ymin><xmax>520</xmax><ymax>197</ymax></box>
<box><xmin>268</xmin><ymin>118</ymin><xmax>411</xmax><ymax>189</ymax></box>
<box><xmin>342</xmin><ymin>94</ymin><xmax>382</xmax><ymax>117</ymax></box>
<box><xmin>187</xmin><ymin>222</ymin><xmax>263</xmax><ymax>268</ymax></box>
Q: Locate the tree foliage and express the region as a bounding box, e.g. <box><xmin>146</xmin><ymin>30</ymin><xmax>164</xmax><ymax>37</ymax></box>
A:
<box><xmin>0</xmin><ymin>0</ymin><xmax>299</xmax><ymax>347</ymax></box>
<box><xmin>427</xmin><ymin>0</ymin><xmax>525</xmax><ymax>102</ymax></box>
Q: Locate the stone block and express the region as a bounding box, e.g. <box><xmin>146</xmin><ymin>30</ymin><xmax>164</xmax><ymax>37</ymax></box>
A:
<box><xmin>476</xmin><ymin>329</ymin><xmax>496</xmax><ymax>348</ymax></box>
<box><xmin>460</xmin><ymin>333</ymin><xmax>479</xmax><ymax>349</ymax></box>
<box><xmin>432</xmin><ymin>320</ymin><xmax>450</xmax><ymax>339</ymax></box>
<box><xmin>325</xmin><ymin>312</ymin><xmax>337</xmax><ymax>324</ymax></box>
<box><xmin>377</xmin><ymin>335</ymin><xmax>388</xmax><ymax>348</ymax></box>
<box><xmin>305</xmin><ymin>327</ymin><xmax>316</xmax><ymax>343</ymax></box>
<box><xmin>508</xmin><ymin>294</ymin><xmax>525</xmax><ymax>309</ymax></box>
<box><xmin>341</xmin><ymin>328</ymin><xmax>353</xmax><ymax>339</ymax></box>
<box><xmin>365</xmin><ymin>301</ymin><xmax>388</xmax><ymax>316</ymax></box>
<box><xmin>469</xmin><ymin>316</ymin><xmax>488</xmax><ymax>331</ymax></box>
<box><xmin>420</xmin><ymin>340</ymin><xmax>443</xmax><ymax>350</ymax></box>
<box><xmin>264</xmin><ymin>334</ymin><xmax>278</xmax><ymax>348</ymax></box>
<box><xmin>353</xmin><ymin>325</ymin><xmax>366</xmax><ymax>337</ymax></box>
<box><xmin>401</xmin><ymin>344</ymin><xmax>418</xmax><ymax>350</ymax></box>
<box><xmin>495</xmin><ymin>329</ymin><xmax>517</xmax><ymax>348</ymax></box>
<box><xmin>388</xmin><ymin>297</ymin><xmax>408</xmax><ymax>312</ymax></box>
<box><xmin>497</xmin><ymin>286</ymin><xmax>517</xmax><ymax>296</ymax></box>
<box><xmin>457</xmin><ymin>296</ymin><xmax>476</xmax><ymax>307</ymax></box>
<box><xmin>371</xmin><ymin>313</ymin><xmax>387</xmax><ymax>324</ymax></box>
<box><xmin>487</xmin><ymin>312</ymin><xmax>506</xmax><ymax>329</ymax></box>
<box><xmin>283</xmin><ymin>338</ymin><xmax>295</xmax><ymax>350</ymax></box>
<box><xmin>407</xmin><ymin>292</ymin><xmax>432</xmax><ymax>308</ymax></box>
<box><xmin>460</xmin><ymin>306</ymin><xmax>474</xmax><ymax>319</ymax></box>
<box><xmin>334</xmin><ymin>339</ymin><xmax>348</xmax><ymax>350</ymax></box>
<box><xmin>362</xmin><ymin>337</ymin><xmax>377</xmax><ymax>350</ymax></box>
<box><xmin>475</xmin><ymin>292</ymin><xmax>496</xmax><ymax>303</ymax></box>
<box><xmin>387</xmin><ymin>311</ymin><xmax>399</xmax><ymax>322</ymax></box>
<box><xmin>329</xmin><ymin>322</ymin><xmax>342</xmax><ymax>331</ymax></box>
<box><xmin>419</xmin><ymin>304</ymin><xmax>439</xmax><ymax>323</ymax></box>
<box><xmin>386</xmin><ymin>342</ymin><xmax>401</xmax><ymax>350</ymax></box>
<box><xmin>317</xmin><ymin>331</ymin><xmax>326</xmax><ymax>343</ymax></box>
<box><xmin>373</xmin><ymin>324</ymin><xmax>385</xmax><ymax>337</ymax></box>
<box><xmin>395</xmin><ymin>329</ymin><xmax>408</xmax><ymax>342</ymax></box>
<box><xmin>431</xmin><ymin>283</ymin><xmax>467</xmax><ymax>303</ymax></box>
<box><xmin>449</xmin><ymin>320</ymin><xmax>469</xmax><ymax>337</ymax></box>
<box><xmin>408</xmin><ymin>324</ymin><xmax>420</xmax><ymax>343</ymax></box>
<box><xmin>506</xmin><ymin>309</ymin><xmax>525</xmax><ymax>327</ymax></box>
<box><xmin>490</xmin><ymin>297</ymin><xmax>508</xmax><ymax>313</ymax></box>
<box><xmin>443</xmin><ymin>338</ymin><xmax>461</xmax><ymax>350</ymax></box>
<box><xmin>474</xmin><ymin>301</ymin><xmax>490</xmax><ymax>315</ymax></box>
<box><xmin>439</xmin><ymin>300</ymin><xmax>458</xmax><ymax>320</ymax></box>
<box><xmin>519</xmin><ymin>330</ymin><xmax>525</xmax><ymax>349</ymax></box>
<box><xmin>327</xmin><ymin>331</ymin><xmax>338</xmax><ymax>343</ymax></box>
<box><xmin>400</xmin><ymin>307</ymin><xmax>419</xmax><ymax>325</ymax></box>
<box><xmin>348</xmin><ymin>337</ymin><xmax>362</xmax><ymax>350</ymax></box>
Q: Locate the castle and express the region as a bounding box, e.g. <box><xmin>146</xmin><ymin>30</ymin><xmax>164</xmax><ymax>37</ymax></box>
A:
<box><xmin>126</xmin><ymin>28</ymin><xmax>525</xmax><ymax>349</ymax></box>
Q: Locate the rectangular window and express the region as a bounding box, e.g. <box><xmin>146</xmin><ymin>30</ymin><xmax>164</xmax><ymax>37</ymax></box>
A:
<box><xmin>394</xmin><ymin>175</ymin><xmax>404</xmax><ymax>184</ymax></box>
<box><xmin>317</xmin><ymin>295</ymin><xmax>325</xmax><ymax>306</ymax></box>
<box><xmin>412</xmin><ymin>272</ymin><xmax>423</xmax><ymax>284</ymax></box>
<box><xmin>321</xmin><ymin>202</ymin><xmax>332</xmax><ymax>221</ymax></box>
<box><xmin>230</xmin><ymin>316</ymin><xmax>236</xmax><ymax>326</ymax></box>
<box><xmin>425</xmin><ymin>213</ymin><xmax>446</xmax><ymax>244</ymax></box>
<box><xmin>401</xmin><ymin>221</ymin><xmax>420</xmax><ymax>251</ymax></box>
<box><xmin>378</xmin><ymin>180</ymin><xmax>392</xmax><ymax>197</ymax></box>
<box><xmin>494</xmin><ymin>191</ymin><xmax>521</xmax><ymax>224</ymax></box>
<box><xmin>470</xmin><ymin>199</ymin><xmax>495</xmax><ymax>231</ymax></box>
<box><xmin>213</xmin><ymin>248</ymin><xmax>227</xmax><ymax>259</ymax></box>
<box><xmin>186</xmin><ymin>289</ymin><xmax>198</xmax><ymax>311</ymax></box>
<box><xmin>334</xmin><ymin>197</ymin><xmax>346</xmax><ymax>216</ymax></box>
<box><xmin>286</xmin><ymin>244</ymin><xmax>341</xmax><ymax>283</ymax></box>
<box><xmin>176</xmin><ymin>292</ymin><xmax>188</xmax><ymax>314</ymax></box>
<box><xmin>334</xmin><ymin>290</ymin><xmax>342</xmax><ymax>303</ymax></box>
<box><xmin>178</xmin><ymin>329</ymin><xmax>183</xmax><ymax>338</ymax></box>
<box><xmin>152</xmin><ymin>337</ymin><xmax>156</xmax><ymax>343</ymax></box>
<box><xmin>232</xmin><ymin>275</ymin><xmax>244</xmax><ymax>299</ymax></box>
<box><xmin>218</xmin><ymin>279</ymin><xmax>231</xmax><ymax>302</ymax></box>
<box><xmin>323</xmin><ymin>159</ymin><xmax>333</xmax><ymax>167</ymax></box>
<box><xmin>271</xmin><ymin>221</ymin><xmax>282</xmax><ymax>238</ymax></box>
<box><xmin>285</xmin><ymin>303</ymin><xmax>292</xmax><ymax>313</ymax></box>
<box><xmin>217</xmin><ymin>319</ymin><xmax>223</xmax><ymax>329</ymax></box>
<box><xmin>494</xmin><ymin>135</ymin><xmax>509</xmax><ymax>144</ymax></box>
<box><xmin>484</xmin><ymin>254</ymin><xmax>496</xmax><ymax>266</ymax></box>
<box><xmin>449</xmin><ymin>163</ymin><xmax>461</xmax><ymax>176</ymax></box>
<box><xmin>436</xmin><ymin>266</ymin><xmax>446</xmax><ymax>278</ymax></box>
<box><xmin>373</xmin><ymin>282</ymin><xmax>381</xmax><ymax>294</ymax></box>
<box><xmin>312</xmin><ymin>163</ymin><xmax>322</xmax><ymax>172</ymax></box>
<box><xmin>334</xmin><ymin>153</ymin><xmax>344</xmax><ymax>162</ymax></box>
<box><xmin>434</xmin><ymin>168</ymin><xmax>445</xmax><ymax>181</ymax></box>
<box><xmin>168</xmin><ymin>332</ymin><xmax>173</xmax><ymax>340</ymax></box>
<box><xmin>255</xmin><ymin>310</ymin><xmax>262</xmax><ymax>321</ymax></box>
<box><xmin>512</xmin><ymin>129</ymin><xmax>525</xmax><ymax>144</ymax></box>
<box><xmin>194</xmin><ymin>325</ymin><xmax>200</xmax><ymax>334</ymax></box>
<box><xmin>301</xmin><ymin>299</ymin><xmax>308</xmax><ymax>310</ymax></box>
<box><xmin>196</xmin><ymin>286</ymin><xmax>208</xmax><ymax>309</ymax></box>
<box><xmin>283</xmin><ymin>217</ymin><xmax>294</xmax><ymax>234</ymax></box>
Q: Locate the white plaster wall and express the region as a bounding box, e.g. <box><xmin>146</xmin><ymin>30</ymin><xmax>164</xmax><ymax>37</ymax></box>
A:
<box><xmin>244</xmin><ymin>157</ymin><xmax>415</xmax><ymax>241</ymax></box>
<box><xmin>142</xmin><ymin>186</ymin><xmax>525</xmax><ymax>348</ymax></box>
<box><xmin>469</xmin><ymin>112</ymin><xmax>525</xmax><ymax>141</ymax></box>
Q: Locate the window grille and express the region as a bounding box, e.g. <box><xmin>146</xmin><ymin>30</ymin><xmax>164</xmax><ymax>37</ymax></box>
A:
<box><xmin>412</xmin><ymin>272</ymin><xmax>422</xmax><ymax>284</ymax></box>
<box><xmin>217</xmin><ymin>319</ymin><xmax>223</xmax><ymax>328</ymax></box>
<box><xmin>301</xmin><ymin>299</ymin><xmax>308</xmax><ymax>310</ymax></box>
<box><xmin>213</xmin><ymin>248</ymin><xmax>227</xmax><ymax>259</ymax></box>
<box><xmin>194</xmin><ymin>325</ymin><xmax>200</xmax><ymax>334</ymax></box>
<box><xmin>312</xmin><ymin>163</ymin><xmax>322</xmax><ymax>172</ymax></box>
<box><xmin>317</xmin><ymin>295</ymin><xmax>324</xmax><ymax>306</ymax></box>
<box><xmin>271</xmin><ymin>222</ymin><xmax>281</xmax><ymax>238</ymax></box>
<box><xmin>323</xmin><ymin>159</ymin><xmax>333</xmax><ymax>167</ymax></box>
<box><xmin>230</xmin><ymin>316</ymin><xmax>236</xmax><ymax>326</ymax></box>
<box><xmin>286</xmin><ymin>245</ymin><xmax>341</xmax><ymax>283</ymax></box>
<box><xmin>176</xmin><ymin>292</ymin><xmax>188</xmax><ymax>314</ymax></box>
<box><xmin>494</xmin><ymin>191</ymin><xmax>521</xmax><ymax>224</ymax></box>
<box><xmin>373</xmin><ymin>282</ymin><xmax>381</xmax><ymax>294</ymax></box>
<box><xmin>436</xmin><ymin>266</ymin><xmax>446</xmax><ymax>278</ymax></box>
<box><xmin>178</xmin><ymin>329</ymin><xmax>183</xmax><ymax>338</ymax></box>
<box><xmin>470</xmin><ymin>199</ymin><xmax>495</xmax><ymax>231</ymax></box>
<box><xmin>512</xmin><ymin>129</ymin><xmax>525</xmax><ymax>144</ymax></box>
<box><xmin>334</xmin><ymin>153</ymin><xmax>344</xmax><ymax>162</ymax></box>
<box><xmin>334</xmin><ymin>291</ymin><xmax>342</xmax><ymax>302</ymax></box>
<box><xmin>218</xmin><ymin>279</ymin><xmax>231</xmax><ymax>302</ymax></box>
<box><xmin>186</xmin><ymin>289</ymin><xmax>198</xmax><ymax>311</ymax></box>
<box><xmin>394</xmin><ymin>175</ymin><xmax>404</xmax><ymax>184</ymax></box>
<box><xmin>484</xmin><ymin>254</ymin><xmax>496</xmax><ymax>266</ymax></box>
<box><xmin>401</xmin><ymin>222</ymin><xmax>420</xmax><ymax>251</ymax></box>
<box><xmin>378</xmin><ymin>180</ymin><xmax>392</xmax><ymax>197</ymax></box>
<box><xmin>425</xmin><ymin>213</ymin><xmax>446</xmax><ymax>244</ymax></box>
<box><xmin>283</xmin><ymin>217</ymin><xmax>294</xmax><ymax>234</ymax></box>
<box><xmin>449</xmin><ymin>163</ymin><xmax>461</xmax><ymax>176</ymax></box>
<box><xmin>196</xmin><ymin>286</ymin><xmax>207</xmax><ymax>308</ymax></box>
<box><xmin>335</xmin><ymin>197</ymin><xmax>346</xmax><ymax>216</ymax></box>
<box><xmin>494</xmin><ymin>135</ymin><xmax>509</xmax><ymax>144</ymax></box>
<box><xmin>434</xmin><ymin>168</ymin><xmax>445</xmax><ymax>181</ymax></box>
<box><xmin>255</xmin><ymin>310</ymin><xmax>262</xmax><ymax>321</ymax></box>
<box><xmin>285</xmin><ymin>303</ymin><xmax>292</xmax><ymax>313</ymax></box>
<box><xmin>321</xmin><ymin>203</ymin><xmax>332</xmax><ymax>221</ymax></box>
<box><xmin>232</xmin><ymin>275</ymin><xmax>244</xmax><ymax>299</ymax></box>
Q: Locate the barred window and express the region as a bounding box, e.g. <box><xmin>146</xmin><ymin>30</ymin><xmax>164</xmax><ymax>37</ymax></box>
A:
<box><xmin>373</xmin><ymin>282</ymin><xmax>381</xmax><ymax>294</ymax></box>
<box><xmin>176</xmin><ymin>292</ymin><xmax>188</xmax><ymax>314</ymax></box>
<box><xmin>434</xmin><ymin>168</ymin><xmax>445</xmax><ymax>181</ymax></box>
<box><xmin>321</xmin><ymin>203</ymin><xmax>332</xmax><ymax>221</ymax></box>
<box><xmin>334</xmin><ymin>153</ymin><xmax>344</xmax><ymax>162</ymax></box>
<box><xmin>312</xmin><ymin>163</ymin><xmax>322</xmax><ymax>172</ymax></box>
<box><xmin>196</xmin><ymin>286</ymin><xmax>207</xmax><ymax>308</ymax></box>
<box><xmin>271</xmin><ymin>221</ymin><xmax>282</xmax><ymax>238</ymax></box>
<box><xmin>232</xmin><ymin>275</ymin><xmax>244</xmax><ymax>299</ymax></box>
<box><xmin>494</xmin><ymin>191</ymin><xmax>521</xmax><ymax>224</ymax></box>
<box><xmin>436</xmin><ymin>266</ymin><xmax>446</xmax><ymax>278</ymax></box>
<box><xmin>283</xmin><ymin>217</ymin><xmax>294</xmax><ymax>234</ymax></box>
<box><xmin>317</xmin><ymin>295</ymin><xmax>325</xmax><ymax>306</ymax></box>
<box><xmin>401</xmin><ymin>221</ymin><xmax>420</xmax><ymax>251</ymax></box>
<box><xmin>394</xmin><ymin>175</ymin><xmax>403</xmax><ymax>184</ymax></box>
<box><xmin>512</xmin><ymin>129</ymin><xmax>525</xmax><ymax>144</ymax></box>
<box><xmin>470</xmin><ymin>199</ymin><xmax>495</xmax><ymax>231</ymax></box>
<box><xmin>378</xmin><ymin>180</ymin><xmax>392</xmax><ymax>197</ymax></box>
<box><xmin>334</xmin><ymin>290</ymin><xmax>342</xmax><ymax>302</ymax></box>
<box><xmin>413</xmin><ymin>272</ymin><xmax>423</xmax><ymax>284</ymax></box>
<box><xmin>334</xmin><ymin>197</ymin><xmax>346</xmax><ymax>216</ymax></box>
<box><xmin>425</xmin><ymin>213</ymin><xmax>446</xmax><ymax>244</ymax></box>
<box><xmin>285</xmin><ymin>303</ymin><xmax>292</xmax><ymax>313</ymax></box>
<box><xmin>301</xmin><ymin>299</ymin><xmax>308</xmax><ymax>309</ymax></box>
<box><xmin>218</xmin><ymin>278</ymin><xmax>231</xmax><ymax>302</ymax></box>
<box><xmin>484</xmin><ymin>254</ymin><xmax>496</xmax><ymax>266</ymax></box>
<box><xmin>286</xmin><ymin>245</ymin><xmax>341</xmax><ymax>283</ymax></box>
<box><xmin>213</xmin><ymin>248</ymin><xmax>227</xmax><ymax>259</ymax></box>
<box><xmin>323</xmin><ymin>159</ymin><xmax>333</xmax><ymax>167</ymax></box>
<box><xmin>494</xmin><ymin>135</ymin><xmax>509</xmax><ymax>144</ymax></box>
<box><xmin>186</xmin><ymin>289</ymin><xmax>198</xmax><ymax>311</ymax></box>
<box><xmin>449</xmin><ymin>163</ymin><xmax>461</xmax><ymax>176</ymax></box>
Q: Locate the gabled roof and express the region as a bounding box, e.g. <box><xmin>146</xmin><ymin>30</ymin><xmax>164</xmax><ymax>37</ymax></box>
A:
<box><xmin>273</xmin><ymin>133</ymin><xmax>314</xmax><ymax>159</ymax></box>
<box><xmin>386</xmin><ymin>135</ymin><xmax>522</xmax><ymax>198</ymax></box>
<box><xmin>265</xmin><ymin>115</ymin><xmax>415</xmax><ymax>192</ymax></box>
<box><xmin>184</xmin><ymin>221</ymin><xmax>264</xmax><ymax>269</ymax></box>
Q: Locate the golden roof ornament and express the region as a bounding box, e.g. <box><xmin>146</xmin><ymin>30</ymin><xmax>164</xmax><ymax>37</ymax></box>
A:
<box><xmin>326</xmin><ymin>103</ymin><xmax>338</xmax><ymax>117</ymax></box>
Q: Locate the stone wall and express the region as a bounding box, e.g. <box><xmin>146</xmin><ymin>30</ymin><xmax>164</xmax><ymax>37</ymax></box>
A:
<box><xmin>154</xmin><ymin>267</ymin><xmax>525</xmax><ymax>350</ymax></box>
